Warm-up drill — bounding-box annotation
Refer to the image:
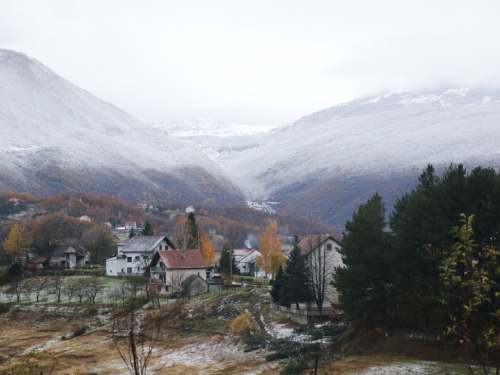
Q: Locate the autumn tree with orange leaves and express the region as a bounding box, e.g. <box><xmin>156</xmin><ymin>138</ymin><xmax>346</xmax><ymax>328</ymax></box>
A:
<box><xmin>257</xmin><ymin>221</ymin><xmax>285</xmax><ymax>278</ymax></box>
<box><xmin>199</xmin><ymin>231</ymin><xmax>215</xmax><ymax>266</ymax></box>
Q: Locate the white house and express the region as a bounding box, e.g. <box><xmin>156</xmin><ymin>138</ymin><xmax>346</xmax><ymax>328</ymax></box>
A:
<box><xmin>298</xmin><ymin>234</ymin><xmax>343</xmax><ymax>312</ymax></box>
<box><xmin>106</xmin><ymin>236</ymin><xmax>175</xmax><ymax>276</ymax></box>
<box><xmin>233</xmin><ymin>248</ymin><xmax>262</xmax><ymax>277</ymax></box>
<box><xmin>150</xmin><ymin>249</ymin><xmax>207</xmax><ymax>294</ymax></box>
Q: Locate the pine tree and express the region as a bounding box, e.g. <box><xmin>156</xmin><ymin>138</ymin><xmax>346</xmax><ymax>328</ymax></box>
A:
<box><xmin>187</xmin><ymin>212</ymin><xmax>199</xmax><ymax>249</ymax></box>
<box><xmin>128</xmin><ymin>228</ymin><xmax>136</xmax><ymax>238</ymax></box>
<box><xmin>141</xmin><ymin>220</ymin><xmax>153</xmax><ymax>236</ymax></box>
<box><xmin>219</xmin><ymin>243</ymin><xmax>238</xmax><ymax>275</ymax></box>
<box><xmin>333</xmin><ymin>193</ymin><xmax>390</xmax><ymax>326</ymax></box>
<box><xmin>282</xmin><ymin>235</ymin><xmax>311</xmax><ymax>308</ymax></box>
<box><xmin>270</xmin><ymin>265</ymin><xmax>286</xmax><ymax>304</ymax></box>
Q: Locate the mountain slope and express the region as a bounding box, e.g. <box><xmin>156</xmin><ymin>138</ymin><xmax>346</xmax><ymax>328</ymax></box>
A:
<box><xmin>0</xmin><ymin>50</ymin><xmax>243</xmax><ymax>205</ymax></box>
<box><xmin>159</xmin><ymin>87</ymin><xmax>500</xmax><ymax>230</ymax></box>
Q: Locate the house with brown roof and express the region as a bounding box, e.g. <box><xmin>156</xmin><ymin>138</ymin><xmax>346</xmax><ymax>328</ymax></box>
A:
<box><xmin>105</xmin><ymin>236</ymin><xmax>176</xmax><ymax>276</ymax></box>
<box><xmin>150</xmin><ymin>249</ymin><xmax>207</xmax><ymax>294</ymax></box>
<box><xmin>298</xmin><ymin>234</ymin><xmax>343</xmax><ymax>313</ymax></box>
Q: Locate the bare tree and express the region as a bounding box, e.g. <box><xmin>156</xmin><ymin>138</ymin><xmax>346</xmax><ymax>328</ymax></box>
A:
<box><xmin>84</xmin><ymin>277</ymin><xmax>104</xmax><ymax>304</ymax></box>
<box><xmin>173</xmin><ymin>218</ymin><xmax>194</xmax><ymax>250</ymax></box>
<box><xmin>64</xmin><ymin>280</ymin><xmax>79</xmax><ymax>303</ymax></box>
<box><xmin>169</xmin><ymin>269</ymin><xmax>187</xmax><ymax>294</ymax></box>
<box><xmin>20</xmin><ymin>278</ymin><xmax>35</xmax><ymax>302</ymax></box>
<box><xmin>49</xmin><ymin>276</ymin><xmax>64</xmax><ymax>303</ymax></box>
<box><xmin>303</xmin><ymin>235</ymin><xmax>336</xmax><ymax>315</ymax></box>
<box><xmin>75</xmin><ymin>279</ymin><xmax>89</xmax><ymax>303</ymax></box>
<box><xmin>112</xmin><ymin>291</ymin><xmax>165</xmax><ymax>374</ymax></box>
<box><xmin>33</xmin><ymin>276</ymin><xmax>49</xmax><ymax>302</ymax></box>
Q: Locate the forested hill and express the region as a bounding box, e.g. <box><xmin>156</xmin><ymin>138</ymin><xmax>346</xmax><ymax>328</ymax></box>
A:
<box><xmin>0</xmin><ymin>191</ymin><xmax>334</xmax><ymax>264</ymax></box>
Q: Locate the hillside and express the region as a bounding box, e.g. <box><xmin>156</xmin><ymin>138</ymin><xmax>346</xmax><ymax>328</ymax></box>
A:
<box><xmin>0</xmin><ymin>282</ymin><xmax>477</xmax><ymax>375</ymax></box>
<box><xmin>0</xmin><ymin>49</ymin><xmax>243</xmax><ymax>206</ymax></box>
<box><xmin>3</xmin><ymin>49</ymin><xmax>500</xmax><ymax>231</ymax></box>
<box><xmin>160</xmin><ymin>88</ymin><xmax>500</xmax><ymax>230</ymax></box>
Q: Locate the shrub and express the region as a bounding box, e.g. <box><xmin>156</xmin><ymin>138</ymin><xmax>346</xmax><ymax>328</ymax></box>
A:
<box><xmin>243</xmin><ymin>334</ymin><xmax>268</xmax><ymax>352</ymax></box>
<box><xmin>0</xmin><ymin>303</ymin><xmax>10</xmax><ymax>314</ymax></box>
<box><xmin>72</xmin><ymin>325</ymin><xmax>88</xmax><ymax>338</ymax></box>
<box><xmin>229</xmin><ymin>312</ymin><xmax>258</xmax><ymax>335</ymax></box>
<box><xmin>280</xmin><ymin>359</ymin><xmax>309</xmax><ymax>375</ymax></box>
<box><xmin>8</xmin><ymin>264</ymin><xmax>22</xmax><ymax>275</ymax></box>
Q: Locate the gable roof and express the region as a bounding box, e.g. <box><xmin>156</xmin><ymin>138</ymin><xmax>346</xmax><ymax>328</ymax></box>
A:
<box><xmin>233</xmin><ymin>248</ymin><xmax>260</xmax><ymax>262</ymax></box>
<box><xmin>45</xmin><ymin>244</ymin><xmax>77</xmax><ymax>257</ymax></box>
<box><xmin>182</xmin><ymin>274</ymin><xmax>208</xmax><ymax>287</ymax></box>
<box><xmin>121</xmin><ymin>236</ymin><xmax>175</xmax><ymax>253</ymax></box>
<box><xmin>157</xmin><ymin>250</ymin><xmax>207</xmax><ymax>269</ymax></box>
<box><xmin>298</xmin><ymin>234</ymin><xmax>341</xmax><ymax>256</ymax></box>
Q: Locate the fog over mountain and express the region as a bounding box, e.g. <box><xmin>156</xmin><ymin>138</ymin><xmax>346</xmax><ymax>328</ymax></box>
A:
<box><xmin>0</xmin><ymin>49</ymin><xmax>243</xmax><ymax>206</ymax></box>
<box><xmin>2</xmin><ymin>49</ymin><xmax>500</xmax><ymax>230</ymax></box>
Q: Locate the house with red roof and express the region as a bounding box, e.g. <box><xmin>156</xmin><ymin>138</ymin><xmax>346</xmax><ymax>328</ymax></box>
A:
<box><xmin>150</xmin><ymin>249</ymin><xmax>207</xmax><ymax>295</ymax></box>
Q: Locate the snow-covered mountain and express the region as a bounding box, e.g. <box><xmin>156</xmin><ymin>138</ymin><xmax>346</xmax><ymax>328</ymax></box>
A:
<box><xmin>158</xmin><ymin>87</ymin><xmax>500</xmax><ymax>230</ymax></box>
<box><xmin>2</xmin><ymin>48</ymin><xmax>500</xmax><ymax>230</ymax></box>
<box><xmin>0</xmin><ymin>49</ymin><xmax>243</xmax><ymax>205</ymax></box>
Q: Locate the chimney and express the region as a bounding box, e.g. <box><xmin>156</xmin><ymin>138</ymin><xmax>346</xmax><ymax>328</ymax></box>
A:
<box><xmin>182</xmin><ymin>249</ymin><xmax>186</xmax><ymax>258</ymax></box>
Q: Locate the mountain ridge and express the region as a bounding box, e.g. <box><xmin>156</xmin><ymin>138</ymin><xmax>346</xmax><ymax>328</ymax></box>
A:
<box><xmin>2</xmin><ymin>49</ymin><xmax>500</xmax><ymax>230</ymax></box>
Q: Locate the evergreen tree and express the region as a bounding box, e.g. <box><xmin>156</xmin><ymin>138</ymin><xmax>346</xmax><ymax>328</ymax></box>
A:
<box><xmin>142</xmin><ymin>220</ymin><xmax>153</xmax><ymax>236</ymax></box>
<box><xmin>270</xmin><ymin>265</ymin><xmax>286</xmax><ymax>304</ymax></box>
<box><xmin>187</xmin><ymin>212</ymin><xmax>199</xmax><ymax>249</ymax></box>
<box><xmin>219</xmin><ymin>243</ymin><xmax>239</xmax><ymax>275</ymax></box>
<box><xmin>281</xmin><ymin>235</ymin><xmax>311</xmax><ymax>308</ymax></box>
<box><xmin>128</xmin><ymin>228</ymin><xmax>136</xmax><ymax>238</ymax></box>
<box><xmin>333</xmin><ymin>193</ymin><xmax>390</xmax><ymax>326</ymax></box>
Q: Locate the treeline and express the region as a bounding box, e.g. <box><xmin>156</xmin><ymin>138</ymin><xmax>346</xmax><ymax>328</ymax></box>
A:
<box><xmin>333</xmin><ymin>164</ymin><xmax>500</xmax><ymax>334</ymax></box>
<box><xmin>0</xmin><ymin>191</ymin><xmax>335</xmax><ymax>262</ymax></box>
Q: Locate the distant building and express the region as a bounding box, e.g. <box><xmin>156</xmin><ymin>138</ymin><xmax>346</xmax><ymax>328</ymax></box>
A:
<box><xmin>185</xmin><ymin>205</ymin><xmax>195</xmax><ymax>213</ymax></box>
<box><xmin>79</xmin><ymin>215</ymin><xmax>91</xmax><ymax>222</ymax></box>
<box><xmin>234</xmin><ymin>248</ymin><xmax>262</xmax><ymax>277</ymax></box>
<box><xmin>150</xmin><ymin>249</ymin><xmax>207</xmax><ymax>294</ymax></box>
<box><xmin>106</xmin><ymin>236</ymin><xmax>175</xmax><ymax>277</ymax></box>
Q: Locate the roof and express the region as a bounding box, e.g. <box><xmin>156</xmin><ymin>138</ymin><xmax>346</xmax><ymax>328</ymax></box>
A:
<box><xmin>45</xmin><ymin>244</ymin><xmax>77</xmax><ymax>257</ymax></box>
<box><xmin>298</xmin><ymin>234</ymin><xmax>340</xmax><ymax>256</ymax></box>
<box><xmin>121</xmin><ymin>236</ymin><xmax>175</xmax><ymax>253</ymax></box>
<box><xmin>157</xmin><ymin>250</ymin><xmax>207</xmax><ymax>269</ymax></box>
<box><xmin>182</xmin><ymin>274</ymin><xmax>207</xmax><ymax>287</ymax></box>
<box><xmin>33</xmin><ymin>256</ymin><xmax>50</xmax><ymax>264</ymax></box>
<box><xmin>233</xmin><ymin>248</ymin><xmax>259</xmax><ymax>262</ymax></box>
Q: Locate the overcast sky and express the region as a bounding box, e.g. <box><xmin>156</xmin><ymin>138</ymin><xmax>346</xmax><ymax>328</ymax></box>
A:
<box><xmin>1</xmin><ymin>0</ymin><xmax>499</xmax><ymax>125</ymax></box>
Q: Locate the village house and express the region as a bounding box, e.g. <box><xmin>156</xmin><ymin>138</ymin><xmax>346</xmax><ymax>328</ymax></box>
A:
<box><xmin>233</xmin><ymin>248</ymin><xmax>262</xmax><ymax>277</ymax></box>
<box><xmin>44</xmin><ymin>243</ymin><xmax>90</xmax><ymax>268</ymax></box>
<box><xmin>106</xmin><ymin>236</ymin><xmax>175</xmax><ymax>276</ymax></box>
<box><xmin>298</xmin><ymin>234</ymin><xmax>343</xmax><ymax>312</ymax></box>
<box><xmin>150</xmin><ymin>249</ymin><xmax>207</xmax><ymax>295</ymax></box>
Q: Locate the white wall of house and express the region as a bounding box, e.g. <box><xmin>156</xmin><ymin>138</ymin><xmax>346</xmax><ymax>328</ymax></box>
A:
<box><xmin>151</xmin><ymin>268</ymin><xmax>206</xmax><ymax>292</ymax></box>
<box><xmin>302</xmin><ymin>237</ymin><xmax>343</xmax><ymax>310</ymax></box>
<box><xmin>107</xmin><ymin>239</ymin><xmax>171</xmax><ymax>276</ymax></box>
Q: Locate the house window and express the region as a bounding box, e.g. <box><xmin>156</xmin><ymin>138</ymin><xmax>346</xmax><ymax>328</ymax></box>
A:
<box><xmin>127</xmin><ymin>257</ymin><xmax>132</xmax><ymax>262</ymax></box>
<box><xmin>326</xmin><ymin>243</ymin><xmax>333</xmax><ymax>251</ymax></box>
<box><xmin>127</xmin><ymin>267</ymin><xmax>132</xmax><ymax>273</ymax></box>
<box><xmin>135</xmin><ymin>256</ymin><xmax>140</xmax><ymax>261</ymax></box>
<box><xmin>65</xmin><ymin>253</ymin><xmax>70</xmax><ymax>259</ymax></box>
<box><xmin>159</xmin><ymin>245</ymin><xmax>162</xmax><ymax>250</ymax></box>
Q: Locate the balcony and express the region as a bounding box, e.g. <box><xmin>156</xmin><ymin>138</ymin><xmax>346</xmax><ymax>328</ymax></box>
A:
<box><xmin>150</xmin><ymin>267</ymin><xmax>165</xmax><ymax>272</ymax></box>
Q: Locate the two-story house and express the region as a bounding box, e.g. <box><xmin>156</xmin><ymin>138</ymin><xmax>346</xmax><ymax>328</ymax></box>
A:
<box><xmin>298</xmin><ymin>234</ymin><xmax>343</xmax><ymax>313</ymax></box>
<box><xmin>150</xmin><ymin>249</ymin><xmax>207</xmax><ymax>294</ymax></box>
<box><xmin>106</xmin><ymin>236</ymin><xmax>175</xmax><ymax>276</ymax></box>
